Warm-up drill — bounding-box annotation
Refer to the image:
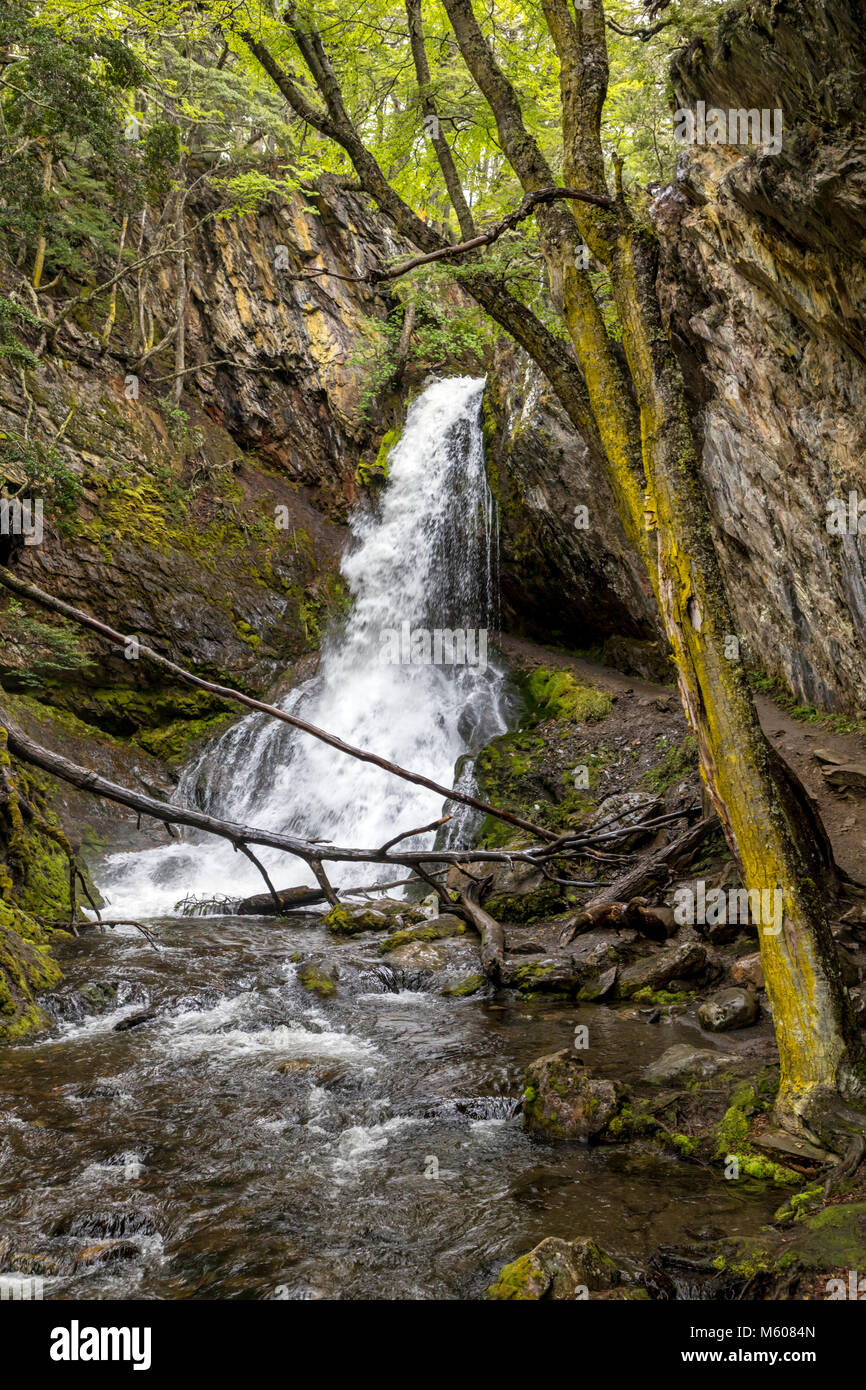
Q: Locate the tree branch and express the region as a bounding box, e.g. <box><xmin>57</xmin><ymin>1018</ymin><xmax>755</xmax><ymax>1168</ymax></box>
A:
<box><xmin>0</xmin><ymin>568</ymin><xmax>554</xmax><ymax>842</ymax></box>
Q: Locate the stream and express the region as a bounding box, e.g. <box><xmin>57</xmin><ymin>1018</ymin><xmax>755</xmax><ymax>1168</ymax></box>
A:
<box><xmin>0</xmin><ymin>916</ymin><xmax>779</xmax><ymax>1299</ymax></box>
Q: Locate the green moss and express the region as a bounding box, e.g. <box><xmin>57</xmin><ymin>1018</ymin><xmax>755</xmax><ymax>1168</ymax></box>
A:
<box><xmin>526</xmin><ymin>668</ymin><xmax>612</xmax><ymax>724</ymax></box>
<box><xmin>486</xmin><ymin>1253</ymin><xmax>543</xmax><ymax>1300</ymax></box>
<box><xmin>296</xmin><ymin>961</ymin><xmax>337</xmax><ymax>998</ymax></box>
<box><xmin>643</xmin><ymin>734</ymin><xmax>698</xmax><ymax>793</ymax></box>
<box><xmin>356</xmin><ymin>426</ymin><xmax>399</xmax><ymax>489</ymax></box>
<box><xmin>0</xmin><ymin>899</ymin><xmax>65</xmax><ymax>1042</ymax></box>
<box><xmin>774</xmin><ymin>1185</ymin><xmax>824</xmax><ymax>1224</ymax></box>
<box><xmin>747</xmin><ymin>669</ymin><xmax>866</xmax><ymax>736</ymax></box>
<box><xmin>632</xmin><ymin>985</ymin><xmax>689</xmax><ymax>1006</ymax></box>
<box><xmin>443</xmin><ymin>973</ymin><xmax>486</xmax><ymax>997</ymax></box>
<box><xmin>380</xmin><ymin>919</ymin><xmax>465</xmax><ymax>952</ymax></box>
<box><xmin>322</xmin><ymin>904</ymin><xmax>389</xmax><ymax>935</ymax></box>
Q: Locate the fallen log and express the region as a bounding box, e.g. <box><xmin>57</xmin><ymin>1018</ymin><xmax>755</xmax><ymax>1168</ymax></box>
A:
<box><xmin>559</xmin><ymin>819</ymin><xmax>717</xmax><ymax>945</ymax></box>
<box><xmin>458</xmin><ymin>877</ymin><xmax>506</xmax><ymax>982</ymax></box>
<box><xmin>235</xmin><ymin>886</ymin><xmax>329</xmax><ymax>915</ymax></box>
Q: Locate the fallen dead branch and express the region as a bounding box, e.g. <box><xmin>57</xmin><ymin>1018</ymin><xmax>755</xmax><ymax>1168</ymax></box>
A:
<box><xmin>0</xmin><ymin>568</ymin><xmax>554</xmax><ymax>843</ymax></box>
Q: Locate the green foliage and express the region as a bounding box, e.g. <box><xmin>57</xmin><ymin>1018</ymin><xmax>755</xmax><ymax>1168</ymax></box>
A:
<box><xmin>0</xmin><ymin>297</ymin><xmax>39</xmax><ymax>366</ymax></box>
<box><xmin>644</xmin><ymin>734</ymin><xmax>699</xmax><ymax>791</ymax></box>
<box><xmin>526</xmin><ymin>667</ymin><xmax>612</xmax><ymax>723</ymax></box>
<box><xmin>0</xmin><ymin>599</ymin><xmax>93</xmax><ymax>686</ymax></box>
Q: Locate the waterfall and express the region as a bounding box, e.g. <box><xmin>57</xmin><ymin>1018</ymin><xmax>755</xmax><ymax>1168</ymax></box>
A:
<box><xmin>98</xmin><ymin>376</ymin><xmax>515</xmax><ymax>917</ymax></box>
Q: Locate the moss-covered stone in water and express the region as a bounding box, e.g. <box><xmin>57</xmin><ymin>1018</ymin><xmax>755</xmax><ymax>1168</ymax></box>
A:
<box><xmin>487</xmin><ymin>1235</ymin><xmax>620</xmax><ymax>1300</ymax></box>
<box><xmin>296</xmin><ymin>961</ymin><xmax>337</xmax><ymax>998</ymax></box>
<box><xmin>322</xmin><ymin>904</ymin><xmax>387</xmax><ymax>935</ymax></box>
<box><xmin>522</xmin><ymin>1050</ymin><xmax>626</xmax><ymax>1141</ymax></box>
<box><xmin>380</xmin><ymin>916</ymin><xmax>465</xmax><ymax>953</ymax></box>
<box><xmin>443</xmin><ymin>973</ymin><xmax>486</xmax><ymax>998</ymax></box>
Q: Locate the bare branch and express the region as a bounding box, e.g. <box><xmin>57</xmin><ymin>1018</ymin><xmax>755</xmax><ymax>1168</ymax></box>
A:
<box><xmin>0</xmin><ymin>568</ymin><xmax>554</xmax><ymax>842</ymax></box>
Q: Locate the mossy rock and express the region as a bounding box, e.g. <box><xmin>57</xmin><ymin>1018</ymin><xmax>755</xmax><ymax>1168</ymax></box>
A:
<box><xmin>443</xmin><ymin>973</ymin><xmax>486</xmax><ymax>998</ymax></box>
<box><xmin>296</xmin><ymin>960</ymin><xmax>338</xmax><ymax>999</ymax></box>
<box><xmin>522</xmin><ymin>1050</ymin><xmax>627</xmax><ymax>1141</ymax></box>
<box><xmin>380</xmin><ymin>914</ymin><xmax>466</xmax><ymax>953</ymax></box>
<box><xmin>526</xmin><ymin>668</ymin><xmax>612</xmax><ymax>724</ymax></box>
<box><xmin>488</xmin><ymin>1235</ymin><xmax>620</xmax><ymax>1300</ymax></box>
<box><xmin>323</xmin><ymin>899</ymin><xmax>428</xmax><ymax>936</ymax></box>
<box><xmin>0</xmin><ymin>900</ymin><xmax>65</xmax><ymax>1042</ymax></box>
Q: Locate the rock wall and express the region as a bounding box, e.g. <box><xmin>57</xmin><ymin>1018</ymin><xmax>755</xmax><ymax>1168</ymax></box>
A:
<box><xmin>0</xmin><ymin>178</ymin><xmax>405</xmax><ymax>882</ymax></box>
<box><xmin>488</xmin><ymin>0</ymin><xmax>866</xmax><ymax>712</ymax></box>
<box><xmin>659</xmin><ymin>0</ymin><xmax>866</xmax><ymax>713</ymax></box>
<box><xmin>483</xmin><ymin>343</ymin><xmax>659</xmax><ymax>654</ymax></box>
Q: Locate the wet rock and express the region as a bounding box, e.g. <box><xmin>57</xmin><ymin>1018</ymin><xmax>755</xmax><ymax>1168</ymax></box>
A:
<box><xmin>380</xmin><ymin>914</ymin><xmax>465</xmax><ymax>953</ymax></box>
<box><xmin>322</xmin><ymin>899</ymin><xmax>427</xmax><ymax>935</ymax></box>
<box><xmin>114</xmin><ymin>1009</ymin><xmax>158</xmax><ymax>1032</ymax></box>
<box><xmin>384</xmin><ymin>940</ymin><xmax>456</xmax><ymax>972</ymax></box>
<box><xmin>503</xmin><ymin>954</ymin><xmax>583</xmax><ymax>995</ymax></box>
<box><xmin>522</xmin><ymin>1050</ymin><xmax>625</xmax><ymax>1141</ymax></box>
<box><xmin>730</xmin><ymin>953</ymin><xmax>765</xmax><ymax>990</ymax></box>
<box><xmin>590</xmin><ymin>792</ymin><xmax>662</xmax><ymax>848</ymax></box>
<box><xmin>2</xmin><ymin>1251</ymin><xmax>62</xmax><ymax>1277</ymax></box>
<box><xmin>55</xmin><ymin>1210</ymin><xmax>157</xmax><ymax>1240</ymax></box>
<box><xmin>577</xmin><ymin>964</ymin><xmax>618</xmax><ymax>1002</ymax></box>
<box><xmin>644</xmin><ymin>1044</ymin><xmax>740</xmax><ymax>1084</ymax></box>
<box><xmin>487</xmin><ymin>1235</ymin><xmax>621</xmax><ymax>1299</ymax></box>
<box><xmin>699</xmin><ymin>987</ymin><xmax>759</xmax><ymax>1032</ymax></box>
<box><xmin>615</xmin><ymin>935</ymin><xmax>708</xmax><ymax>998</ymax></box>
<box><xmin>296</xmin><ymin>960</ymin><xmax>338</xmax><ymax>999</ymax></box>
<box><xmin>73</xmin><ymin>1241</ymin><xmax>141</xmax><ymax>1269</ymax></box>
<box><xmin>443</xmin><ymin>973</ymin><xmax>486</xmax><ymax>997</ymax></box>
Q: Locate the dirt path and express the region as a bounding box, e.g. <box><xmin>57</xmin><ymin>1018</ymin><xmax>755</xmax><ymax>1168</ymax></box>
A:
<box><xmin>501</xmin><ymin>633</ymin><xmax>866</xmax><ymax>885</ymax></box>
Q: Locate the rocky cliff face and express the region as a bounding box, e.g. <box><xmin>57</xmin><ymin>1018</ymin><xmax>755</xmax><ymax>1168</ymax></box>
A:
<box><xmin>488</xmin><ymin>0</ymin><xmax>865</xmax><ymax>712</ymax></box>
<box><xmin>0</xmin><ymin>176</ymin><xmax>408</xmax><ymax>919</ymax></box>
<box><xmin>483</xmin><ymin>342</ymin><xmax>660</xmax><ymax>656</ymax></box>
<box><xmin>658</xmin><ymin>0</ymin><xmax>866</xmax><ymax>714</ymax></box>
<box><xmin>0</xmin><ymin>178</ymin><xmax>405</xmax><ymax>769</ymax></box>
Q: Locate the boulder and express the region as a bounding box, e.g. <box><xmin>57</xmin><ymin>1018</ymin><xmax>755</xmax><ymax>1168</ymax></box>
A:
<box><xmin>731</xmin><ymin>952</ymin><xmax>764</xmax><ymax>990</ymax></box>
<box><xmin>487</xmin><ymin>1235</ymin><xmax>620</xmax><ymax>1300</ymax></box>
<box><xmin>295</xmin><ymin>959</ymin><xmax>338</xmax><ymax>998</ymax></box>
<box><xmin>322</xmin><ymin>898</ymin><xmax>427</xmax><ymax>935</ymax></box>
<box><xmin>644</xmin><ymin>1043</ymin><xmax>740</xmax><ymax>1084</ymax></box>
<box><xmin>522</xmin><ymin>1050</ymin><xmax>625</xmax><ymax>1140</ymax></box>
<box><xmin>380</xmin><ymin>914</ymin><xmax>466</xmax><ymax>953</ymax></box>
<box><xmin>615</xmin><ymin>935</ymin><xmax>708</xmax><ymax>998</ymax></box>
<box><xmin>699</xmin><ymin>987</ymin><xmax>759</xmax><ymax>1032</ymax></box>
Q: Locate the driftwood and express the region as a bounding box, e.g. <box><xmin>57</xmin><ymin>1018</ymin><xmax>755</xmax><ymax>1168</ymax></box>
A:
<box><xmin>458</xmin><ymin>877</ymin><xmax>506</xmax><ymax>982</ymax></box>
<box><xmin>558</xmin><ymin>819</ymin><xmax>716</xmax><ymax>945</ymax></box>
<box><xmin>0</xmin><ymin>567</ymin><xmax>554</xmax><ymax>842</ymax></box>
<box><xmin>235</xmin><ymin>886</ymin><xmax>329</xmax><ymax>915</ymax></box>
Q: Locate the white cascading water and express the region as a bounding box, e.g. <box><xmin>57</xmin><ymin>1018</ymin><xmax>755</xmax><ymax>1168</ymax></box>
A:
<box><xmin>98</xmin><ymin>376</ymin><xmax>515</xmax><ymax>916</ymax></box>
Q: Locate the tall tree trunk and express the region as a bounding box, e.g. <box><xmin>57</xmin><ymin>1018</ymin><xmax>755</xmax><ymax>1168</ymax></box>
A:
<box><xmin>172</xmin><ymin>177</ymin><xmax>187</xmax><ymax>406</ymax></box>
<box><xmin>539</xmin><ymin>0</ymin><xmax>865</xmax><ymax>1143</ymax></box>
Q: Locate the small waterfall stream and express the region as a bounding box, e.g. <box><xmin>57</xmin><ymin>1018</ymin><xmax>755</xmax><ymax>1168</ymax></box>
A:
<box><xmin>98</xmin><ymin>376</ymin><xmax>515</xmax><ymax>918</ymax></box>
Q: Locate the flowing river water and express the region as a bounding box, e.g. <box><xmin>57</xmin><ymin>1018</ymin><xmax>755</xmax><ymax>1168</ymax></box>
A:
<box><xmin>0</xmin><ymin>378</ymin><xmax>779</xmax><ymax>1299</ymax></box>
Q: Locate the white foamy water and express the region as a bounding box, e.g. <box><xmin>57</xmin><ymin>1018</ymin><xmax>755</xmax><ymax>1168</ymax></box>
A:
<box><xmin>97</xmin><ymin>376</ymin><xmax>514</xmax><ymax>917</ymax></box>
